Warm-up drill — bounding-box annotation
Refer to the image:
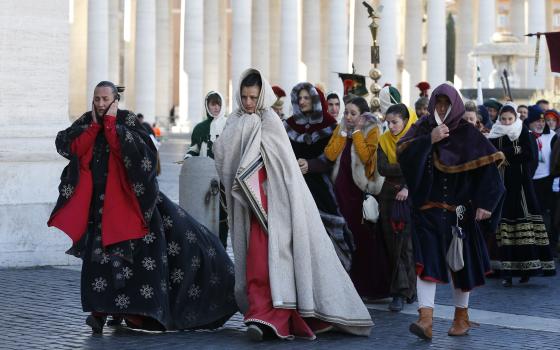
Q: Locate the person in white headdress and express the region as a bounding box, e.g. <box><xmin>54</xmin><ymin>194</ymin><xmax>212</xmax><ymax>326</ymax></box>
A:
<box><xmin>214</xmin><ymin>69</ymin><xmax>373</xmax><ymax>341</ymax></box>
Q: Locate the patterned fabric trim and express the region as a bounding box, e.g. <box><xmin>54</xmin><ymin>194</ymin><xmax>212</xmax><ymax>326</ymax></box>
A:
<box><xmin>500</xmin><ymin>260</ymin><xmax>556</xmax><ymax>271</ymax></box>
<box><xmin>284</xmin><ymin>121</ymin><xmax>336</xmax><ymax>144</ymax></box>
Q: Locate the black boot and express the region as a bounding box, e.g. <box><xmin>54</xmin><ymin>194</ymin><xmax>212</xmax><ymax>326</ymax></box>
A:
<box><xmin>389</xmin><ymin>296</ymin><xmax>404</xmax><ymax>312</ymax></box>
<box><xmin>86</xmin><ymin>314</ymin><xmax>106</xmax><ymax>334</ymax></box>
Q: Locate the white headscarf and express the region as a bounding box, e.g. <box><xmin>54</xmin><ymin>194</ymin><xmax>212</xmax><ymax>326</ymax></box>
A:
<box><xmin>206</xmin><ymin>90</ymin><xmax>227</xmax><ymax>142</ymax></box>
<box><xmin>487</xmin><ymin>101</ymin><xmax>523</xmax><ymax>141</ymax></box>
<box><xmin>326</xmin><ymin>90</ymin><xmax>345</xmax><ymax>122</ymax></box>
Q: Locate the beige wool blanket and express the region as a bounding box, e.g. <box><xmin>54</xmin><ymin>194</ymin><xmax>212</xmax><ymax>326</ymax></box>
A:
<box><xmin>214</xmin><ymin>69</ymin><xmax>373</xmax><ymax>336</ymax></box>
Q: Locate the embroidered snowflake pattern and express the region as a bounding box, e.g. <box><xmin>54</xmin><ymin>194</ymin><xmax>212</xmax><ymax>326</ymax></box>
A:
<box><xmin>209</xmin><ymin>274</ymin><xmax>220</xmax><ymax>286</ymax></box>
<box><xmin>139</xmin><ymin>284</ymin><xmax>154</xmax><ymax>299</ymax></box>
<box><xmin>116</xmin><ymin>273</ymin><xmax>123</xmax><ymax>280</ymax></box>
<box><xmin>125</xmin><ymin>130</ymin><xmax>134</xmax><ymax>143</ymax></box>
<box><xmin>190</xmin><ymin>256</ymin><xmax>201</xmax><ymax>271</ymax></box>
<box><xmin>122</xmin><ymin>266</ymin><xmax>133</xmax><ymax>280</ymax></box>
<box><xmin>112</xmin><ymin>247</ymin><xmax>124</xmax><ymax>257</ymax></box>
<box><xmin>99</xmin><ymin>194</ymin><xmax>105</xmax><ymax>201</ymax></box>
<box><xmin>98</xmin><ymin>207</ymin><xmax>103</xmax><ymax>215</ymax></box>
<box><xmin>143</xmin><ymin>232</ymin><xmax>156</xmax><ymax>244</ymax></box>
<box><xmin>170</xmin><ymin>268</ymin><xmax>184</xmax><ymax>284</ymax></box>
<box><xmin>123</xmin><ymin>156</ymin><xmax>132</xmax><ymax>169</ymax></box>
<box><xmin>227</xmin><ymin>265</ymin><xmax>235</xmax><ymax>275</ymax></box>
<box><xmin>93</xmin><ymin>248</ymin><xmax>103</xmax><ymax>256</ymax></box>
<box><xmin>187</xmin><ymin>285</ymin><xmax>201</xmax><ymax>299</ymax></box>
<box><xmin>184</xmin><ymin>311</ymin><xmax>197</xmax><ymax>323</ymax></box>
<box><xmin>129</xmin><ymin>241</ymin><xmax>136</xmax><ymax>251</ymax></box>
<box><xmin>160</xmin><ymin>280</ymin><xmax>168</xmax><ymax>292</ymax></box>
<box><xmin>144</xmin><ymin>211</ymin><xmax>152</xmax><ymax>222</ymax></box>
<box><xmin>207</xmin><ymin>247</ymin><xmax>216</xmax><ymax>259</ymax></box>
<box><xmin>132</xmin><ymin>183</ymin><xmax>145</xmax><ymax>196</ymax></box>
<box><xmin>112</xmin><ymin>260</ymin><xmax>121</xmax><ymax>268</ymax></box>
<box><xmin>126</xmin><ymin>113</ymin><xmax>137</xmax><ymax>127</ymax></box>
<box><xmin>162</xmin><ymin>215</ymin><xmax>173</xmax><ymax>229</ymax></box>
<box><xmin>60</xmin><ymin>184</ymin><xmax>74</xmax><ymax>199</ymax></box>
<box><xmin>142</xmin><ymin>257</ymin><xmax>156</xmax><ymax>271</ymax></box>
<box><xmin>161</xmin><ymin>254</ymin><xmax>168</xmax><ymax>266</ymax></box>
<box><xmin>167</xmin><ymin>241</ymin><xmax>181</xmax><ymax>257</ymax></box>
<box><xmin>100</xmin><ymin>253</ymin><xmax>110</xmax><ymax>265</ymax></box>
<box><xmin>141</xmin><ymin>157</ymin><xmax>152</xmax><ymax>172</ymax></box>
<box><xmin>115</xmin><ymin>294</ymin><xmax>130</xmax><ymax>309</ymax></box>
<box><xmin>185</xmin><ymin>230</ymin><xmax>197</xmax><ymax>243</ymax></box>
<box><xmin>58</xmin><ymin>149</ymin><xmax>69</xmax><ymax>157</ymax></box>
<box><xmin>177</xmin><ymin>208</ymin><xmax>187</xmax><ymax>217</ymax></box>
<box><xmin>92</xmin><ymin>277</ymin><xmax>108</xmax><ymax>292</ymax></box>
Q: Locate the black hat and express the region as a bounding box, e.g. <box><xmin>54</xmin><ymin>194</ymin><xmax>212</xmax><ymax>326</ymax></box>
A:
<box><xmin>524</xmin><ymin>105</ymin><xmax>545</xmax><ymax>125</ymax></box>
<box><xmin>483</xmin><ymin>98</ymin><xmax>503</xmax><ymax>111</ymax></box>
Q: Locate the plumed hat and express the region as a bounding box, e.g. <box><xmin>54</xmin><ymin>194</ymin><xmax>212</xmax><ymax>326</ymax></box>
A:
<box><xmin>416</xmin><ymin>81</ymin><xmax>430</xmax><ymax>97</ymax></box>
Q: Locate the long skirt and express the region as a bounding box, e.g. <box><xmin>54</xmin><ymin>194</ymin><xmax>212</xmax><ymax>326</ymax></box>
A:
<box><xmin>334</xmin><ymin>142</ymin><xmax>391</xmax><ymax>299</ymax></box>
<box><xmin>378</xmin><ymin>187</ymin><xmax>416</xmax><ymax>300</ymax></box>
<box><xmin>76</xmin><ymin>191</ymin><xmax>238</xmax><ymax>330</ymax></box>
<box><xmin>243</xmin><ymin>167</ymin><xmax>330</xmax><ymax>339</ymax></box>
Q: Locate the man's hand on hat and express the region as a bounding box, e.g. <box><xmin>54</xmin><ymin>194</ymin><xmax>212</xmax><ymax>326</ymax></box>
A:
<box><xmin>431</xmin><ymin>124</ymin><xmax>449</xmax><ymax>144</ymax></box>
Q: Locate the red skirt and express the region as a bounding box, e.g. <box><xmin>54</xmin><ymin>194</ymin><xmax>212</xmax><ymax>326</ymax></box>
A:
<box><xmin>243</xmin><ymin>167</ymin><xmax>329</xmax><ymax>339</ymax></box>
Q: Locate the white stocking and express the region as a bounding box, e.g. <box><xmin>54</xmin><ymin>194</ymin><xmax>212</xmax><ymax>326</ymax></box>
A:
<box><xmin>416</xmin><ymin>276</ymin><xmax>436</xmax><ymax>309</ymax></box>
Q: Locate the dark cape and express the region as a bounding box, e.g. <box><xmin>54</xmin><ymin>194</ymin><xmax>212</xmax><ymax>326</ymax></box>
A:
<box><xmin>397</xmin><ymin>83</ymin><xmax>506</xmax><ymax>290</ymax></box>
<box><xmin>48</xmin><ymin>110</ymin><xmax>237</xmax><ymax>330</ymax></box>
<box><xmin>283</xmin><ymin>82</ymin><xmax>355</xmax><ymax>271</ymax></box>
<box><xmin>489</xmin><ymin>127</ymin><xmax>556</xmax><ymax>276</ymax></box>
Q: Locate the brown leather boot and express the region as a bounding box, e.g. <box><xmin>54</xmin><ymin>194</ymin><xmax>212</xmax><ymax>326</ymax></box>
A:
<box><xmin>409</xmin><ymin>307</ymin><xmax>433</xmax><ymax>340</ymax></box>
<box><xmin>448</xmin><ymin>307</ymin><xmax>478</xmax><ymax>336</ymax></box>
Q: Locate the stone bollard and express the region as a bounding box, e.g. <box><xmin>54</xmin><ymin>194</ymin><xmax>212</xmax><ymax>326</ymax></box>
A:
<box><xmin>179</xmin><ymin>157</ymin><xmax>220</xmax><ymax>237</ymax></box>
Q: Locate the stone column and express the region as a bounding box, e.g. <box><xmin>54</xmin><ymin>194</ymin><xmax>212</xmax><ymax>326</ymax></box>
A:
<box><xmin>477</xmin><ymin>0</ymin><xmax>495</xmax><ymax>88</ymax></box>
<box><xmin>378</xmin><ymin>0</ymin><xmax>398</xmax><ymax>85</ymax></box>
<box><xmin>280</xmin><ymin>0</ymin><xmax>300</xmax><ymax>92</ymax></box>
<box><xmin>303</xmin><ymin>0</ymin><xmax>321</xmax><ymax>85</ymax></box>
<box><xmin>455</xmin><ymin>0</ymin><xmax>475</xmax><ymax>89</ymax></box>
<box><xmin>404</xmin><ymin>0</ymin><xmax>424</xmax><ymax>102</ymax></box>
<box><xmin>328</xmin><ymin>0</ymin><xmax>348</xmax><ymax>94</ymax></box>
<box><xmin>231</xmin><ymin>0</ymin><xmax>252</xmax><ymax>99</ymax></box>
<box><xmin>87</xmin><ymin>0</ymin><xmax>109</xmax><ymax>103</ymax></box>
<box><xmin>69</xmin><ymin>0</ymin><xmax>88</xmax><ymax>117</ymax></box>
<box><xmin>135</xmin><ymin>0</ymin><xmax>156</xmax><ymax>123</ymax></box>
<box><xmin>205</xmin><ymin>0</ymin><xmax>222</xmax><ymax>94</ymax></box>
<box><xmin>155</xmin><ymin>0</ymin><xmax>171</xmax><ymax>124</ymax></box>
<box><xmin>269</xmin><ymin>0</ymin><xmax>281</xmax><ymax>84</ymax></box>
<box><xmin>0</xmin><ymin>0</ymin><xmax>75</xmax><ymax>267</ymax></box>
<box><xmin>108</xmin><ymin>0</ymin><xmax>121</xmax><ymax>84</ymax></box>
<box><xmin>427</xmin><ymin>0</ymin><xmax>446</xmax><ymax>87</ymax></box>
<box><xmin>510</xmin><ymin>0</ymin><xmax>526</xmax><ymax>88</ymax></box>
<box><xmin>527</xmin><ymin>0</ymin><xmax>546</xmax><ymax>89</ymax></box>
<box><xmin>252</xmin><ymin>0</ymin><xmax>270</xmax><ymax>77</ymax></box>
<box><xmin>183</xmin><ymin>0</ymin><xmax>203</xmax><ymax>126</ymax></box>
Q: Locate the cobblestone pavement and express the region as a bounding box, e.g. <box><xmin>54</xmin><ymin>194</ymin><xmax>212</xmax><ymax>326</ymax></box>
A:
<box><xmin>3</xmin><ymin>135</ymin><xmax>559</xmax><ymax>349</ymax></box>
